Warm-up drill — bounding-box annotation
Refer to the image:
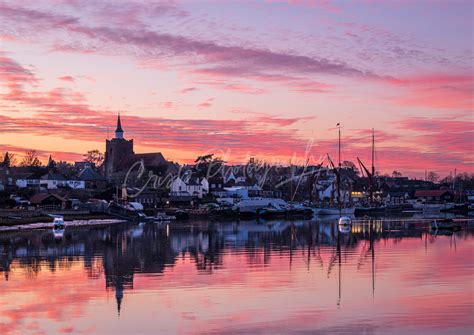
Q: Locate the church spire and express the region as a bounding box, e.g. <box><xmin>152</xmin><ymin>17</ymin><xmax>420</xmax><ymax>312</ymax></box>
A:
<box><xmin>47</xmin><ymin>155</ymin><xmax>55</xmax><ymax>169</ymax></box>
<box><xmin>115</xmin><ymin>113</ymin><xmax>124</xmax><ymax>139</ymax></box>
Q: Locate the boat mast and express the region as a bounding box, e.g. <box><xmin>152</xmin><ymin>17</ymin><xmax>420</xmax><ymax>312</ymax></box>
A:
<box><xmin>371</xmin><ymin>128</ymin><xmax>375</xmax><ymax>177</ymax></box>
<box><xmin>338</xmin><ymin>123</ymin><xmax>342</xmax><ymax>214</ymax></box>
<box><xmin>338</xmin><ymin>125</ymin><xmax>341</xmax><ymax>168</ymax></box>
<box><xmin>371</xmin><ymin>128</ymin><xmax>375</xmax><ymax>204</ymax></box>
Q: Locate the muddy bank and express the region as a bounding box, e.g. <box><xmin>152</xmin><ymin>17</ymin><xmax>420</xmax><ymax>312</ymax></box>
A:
<box><xmin>0</xmin><ymin>213</ymin><xmax>118</xmax><ymax>228</ymax></box>
<box><xmin>0</xmin><ymin>218</ymin><xmax>127</xmax><ymax>232</ymax></box>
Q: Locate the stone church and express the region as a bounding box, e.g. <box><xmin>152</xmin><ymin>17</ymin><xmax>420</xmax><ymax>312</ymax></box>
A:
<box><xmin>104</xmin><ymin>114</ymin><xmax>170</xmax><ymax>181</ymax></box>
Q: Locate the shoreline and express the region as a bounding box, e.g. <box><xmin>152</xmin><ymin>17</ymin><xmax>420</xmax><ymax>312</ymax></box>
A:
<box><xmin>0</xmin><ymin>213</ymin><xmax>116</xmax><ymax>226</ymax></box>
<box><xmin>0</xmin><ymin>217</ymin><xmax>127</xmax><ymax>232</ymax></box>
<box><xmin>1</xmin><ymin>214</ymin><xmax>472</xmax><ymax>233</ymax></box>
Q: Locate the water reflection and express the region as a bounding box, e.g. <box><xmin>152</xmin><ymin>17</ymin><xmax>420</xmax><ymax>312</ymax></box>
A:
<box><xmin>0</xmin><ymin>218</ymin><xmax>473</xmax><ymax>334</ymax></box>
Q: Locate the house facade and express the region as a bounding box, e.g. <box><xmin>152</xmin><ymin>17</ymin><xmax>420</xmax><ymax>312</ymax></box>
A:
<box><xmin>170</xmin><ymin>177</ymin><xmax>208</xmax><ymax>198</ymax></box>
<box><xmin>40</xmin><ymin>173</ymin><xmax>85</xmax><ymax>190</ymax></box>
<box><xmin>30</xmin><ymin>193</ymin><xmax>67</xmax><ymax>210</ymax></box>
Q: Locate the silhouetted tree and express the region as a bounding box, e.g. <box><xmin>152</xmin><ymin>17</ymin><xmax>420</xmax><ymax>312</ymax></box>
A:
<box><xmin>194</xmin><ymin>154</ymin><xmax>225</xmax><ymax>178</ymax></box>
<box><xmin>84</xmin><ymin>150</ymin><xmax>104</xmax><ymax>167</ymax></box>
<box><xmin>20</xmin><ymin>150</ymin><xmax>42</xmax><ymax>167</ymax></box>
<box><xmin>392</xmin><ymin>170</ymin><xmax>402</xmax><ymax>177</ymax></box>
<box><xmin>426</xmin><ymin>171</ymin><xmax>439</xmax><ymax>182</ymax></box>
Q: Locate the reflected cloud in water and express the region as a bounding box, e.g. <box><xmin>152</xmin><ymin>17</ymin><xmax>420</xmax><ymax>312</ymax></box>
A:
<box><xmin>0</xmin><ymin>219</ymin><xmax>473</xmax><ymax>334</ymax></box>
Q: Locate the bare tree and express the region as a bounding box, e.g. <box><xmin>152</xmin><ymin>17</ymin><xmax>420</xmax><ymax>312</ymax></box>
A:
<box><xmin>56</xmin><ymin>161</ymin><xmax>76</xmax><ymax>175</ymax></box>
<box><xmin>426</xmin><ymin>171</ymin><xmax>439</xmax><ymax>182</ymax></box>
<box><xmin>392</xmin><ymin>170</ymin><xmax>402</xmax><ymax>177</ymax></box>
<box><xmin>20</xmin><ymin>150</ymin><xmax>42</xmax><ymax>167</ymax></box>
<box><xmin>84</xmin><ymin>150</ymin><xmax>104</xmax><ymax>167</ymax></box>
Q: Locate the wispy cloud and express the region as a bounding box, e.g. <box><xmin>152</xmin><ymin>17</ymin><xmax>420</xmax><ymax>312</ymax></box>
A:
<box><xmin>180</xmin><ymin>87</ymin><xmax>198</xmax><ymax>94</ymax></box>
<box><xmin>58</xmin><ymin>75</ymin><xmax>75</xmax><ymax>82</ymax></box>
<box><xmin>0</xmin><ymin>2</ymin><xmax>378</xmax><ymax>94</ymax></box>
<box><xmin>0</xmin><ymin>2</ymin><xmax>472</xmax><ymax>176</ymax></box>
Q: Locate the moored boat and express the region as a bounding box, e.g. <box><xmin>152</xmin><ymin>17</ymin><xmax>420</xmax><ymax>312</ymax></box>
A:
<box><xmin>233</xmin><ymin>198</ymin><xmax>287</xmax><ymax>217</ymax></box>
<box><xmin>50</xmin><ymin>215</ymin><xmax>66</xmax><ymax>239</ymax></box>
<box><xmin>155</xmin><ymin>212</ymin><xmax>176</xmax><ymax>222</ymax></box>
<box><xmin>108</xmin><ymin>201</ymin><xmax>147</xmax><ymax>219</ymax></box>
<box><xmin>318</xmin><ymin>207</ymin><xmax>355</xmax><ymax>216</ymax></box>
<box><xmin>414</xmin><ymin>203</ymin><xmax>454</xmax><ymax>212</ymax></box>
<box><xmin>256</xmin><ymin>205</ymin><xmax>286</xmax><ymax>218</ymax></box>
<box><xmin>440</xmin><ymin>203</ymin><xmax>469</xmax><ymax>213</ymax></box>
<box><xmin>48</xmin><ymin>214</ymin><xmax>65</xmax><ymax>229</ymax></box>
<box><xmin>285</xmin><ymin>203</ymin><xmax>313</xmax><ymax>217</ymax></box>
<box><xmin>354</xmin><ymin>206</ymin><xmax>385</xmax><ymax>215</ymax></box>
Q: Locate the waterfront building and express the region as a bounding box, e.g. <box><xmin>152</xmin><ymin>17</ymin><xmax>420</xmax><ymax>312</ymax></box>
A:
<box><xmin>385</xmin><ymin>191</ymin><xmax>410</xmax><ymax>205</ymax></box>
<box><xmin>170</xmin><ymin>176</ymin><xmax>209</xmax><ymax>198</ymax></box>
<box><xmin>29</xmin><ymin>193</ymin><xmax>67</xmax><ymax>210</ymax></box>
<box><xmin>40</xmin><ymin>172</ymin><xmax>85</xmax><ymax>190</ymax></box>
<box><xmin>414</xmin><ymin>189</ymin><xmax>455</xmax><ymax>203</ymax></box>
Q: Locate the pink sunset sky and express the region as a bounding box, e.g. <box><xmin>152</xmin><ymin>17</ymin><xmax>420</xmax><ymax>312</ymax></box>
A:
<box><xmin>0</xmin><ymin>0</ymin><xmax>472</xmax><ymax>177</ymax></box>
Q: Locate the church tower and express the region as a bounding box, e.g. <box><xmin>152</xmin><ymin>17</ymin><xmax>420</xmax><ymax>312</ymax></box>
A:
<box><xmin>104</xmin><ymin>113</ymin><xmax>134</xmax><ymax>180</ymax></box>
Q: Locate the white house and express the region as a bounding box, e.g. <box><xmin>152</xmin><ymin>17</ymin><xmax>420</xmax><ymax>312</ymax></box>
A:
<box><xmin>170</xmin><ymin>176</ymin><xmax>187</xmax><ymax>196</ymax></box>
<box><xmin>39</xmin><ymin>173</ymin><xmax>85</xmax><ymax>190</ymax></box>
<box><xmin>313</xmin><ymin>169</ymin><xmax>350</xmax><ymax>204</ymax></box>
<box><xmin>65</xmin><ymin>178</ymin><xmax>86</xmax><ymax>190</ymax></box>
<box><xmin>170</xmin><ymin>176</ymin><xmax>208</xmax><ymax>198</ymax></box>
<box><xmin>201</xmin><ymin>178</ymin><xmax>209</xmax><ymax>194</ymax></box>
<box><xmin>16</xmin><ymin>173</ymin><xmax>42</xmax><ymax>188</ymax></box>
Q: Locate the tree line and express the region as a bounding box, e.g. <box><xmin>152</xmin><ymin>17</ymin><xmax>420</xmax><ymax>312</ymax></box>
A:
<box><xmin>1</xmin><ymin>150</ymin><xmax>104</xmax><ymax>168</ymax></box>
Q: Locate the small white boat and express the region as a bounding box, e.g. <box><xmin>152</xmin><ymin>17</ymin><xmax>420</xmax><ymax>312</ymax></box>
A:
<box><xmin>338</xmin><ymin>216</ymin><xmax>352</xmax><ymax>225</ymax></box>
<box><xmin>50</xmin><ymin>215</ymin><xmax>65</xmax><ymax>239</ymax></box>
<box><xmin>48</xmin><ymin>215</ymin><xmax>65</xmax><ymax>229</ymax></box>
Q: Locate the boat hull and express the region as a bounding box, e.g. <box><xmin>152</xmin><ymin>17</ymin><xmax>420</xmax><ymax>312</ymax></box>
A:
<box><xmin>317</xmin><ymin>207</ymin><xmax>355</xmax><ymax>216</ymax></box>
<box><xmin>354</xmin><ymin>206</ymin><xmax>386</xmax><ymax>215</ymax></box>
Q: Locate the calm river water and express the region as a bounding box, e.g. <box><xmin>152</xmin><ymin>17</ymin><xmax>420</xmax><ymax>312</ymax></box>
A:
<box><xmin>0</xmin><ymin>218</ymin><xmax>473</xmax><ymax>334</ymax></box>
